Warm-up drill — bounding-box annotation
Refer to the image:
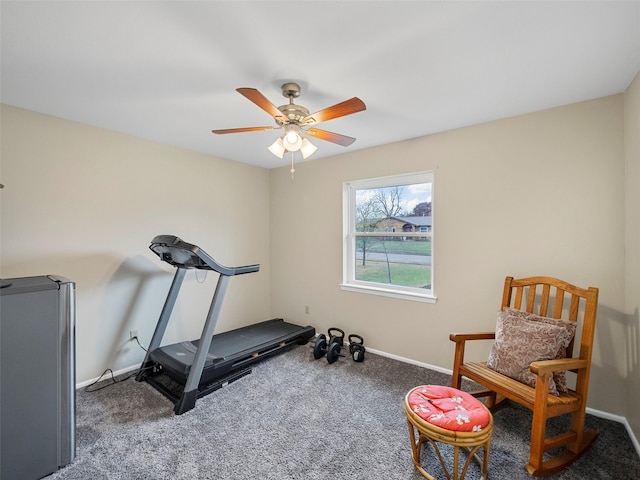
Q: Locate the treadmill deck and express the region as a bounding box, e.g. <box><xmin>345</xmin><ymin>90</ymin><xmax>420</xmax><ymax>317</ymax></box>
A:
<box><xmin>149</xmin><ymin>318</ymin><xmax>314</xmax><ymax>386</ymax></box>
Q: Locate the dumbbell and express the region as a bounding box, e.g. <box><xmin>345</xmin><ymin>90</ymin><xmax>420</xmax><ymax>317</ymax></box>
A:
<box><xmin>313</xmin><ymin>327</ymin><xmax>345</xmax><ymax>363</ymax></box>
<box><xmin>348</xmin><ymin>334</ymin><xmax>366</xmax><ymax>362</ymax></box>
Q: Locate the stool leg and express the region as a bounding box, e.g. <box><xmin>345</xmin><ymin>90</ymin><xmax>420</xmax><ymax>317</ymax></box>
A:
<box><xmin>406</xmin><ymin>420</ymin><xmax>421</xmax><ymax>465</ymax></box>
<box><xmin>481</xmin><ymin>437</ymin><xmax>491</xmax><ymax>480</ymax></box>
<box><xmin>407</xmin><ymin>419</ymin><xmax>441</xmax><ymax>480</ymax></box>
<box><xmin>458</xmin><ymin>442</ymin><xmax>491</xmax><ymax>480</ymax></box>
<box><xmin>426</xmin><ymin>437</ymin><xmax>453</xmax><ymax>480</ymax></box>
<box><xmin>453</xmin><ymin>446</ymin><xmax>460</xmax><ymax>480</ymax></box>
<box><xmin>459</xmin><ymin>446</ymin><xmax>480</xmax><ymax>480</ymax></box>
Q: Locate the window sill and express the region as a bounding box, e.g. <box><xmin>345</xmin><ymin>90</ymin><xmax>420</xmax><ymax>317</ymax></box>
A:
<box><xmin>339</xmin><ymin>283</ymin><xmax>437</xmax><ymax>303</ymax></box>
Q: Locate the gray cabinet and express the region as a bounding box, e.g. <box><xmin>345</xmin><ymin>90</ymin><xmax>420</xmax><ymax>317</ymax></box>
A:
<box><xmin>1</xmin><ymin>275</ymin><xmax>76</xmax><ymax>479</ymax></box>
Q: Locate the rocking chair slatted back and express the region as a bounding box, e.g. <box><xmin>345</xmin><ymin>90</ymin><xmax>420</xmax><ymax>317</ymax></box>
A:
<box><xmin>504</xmin><ymin>277</ymin><xmax>598</xmax><ymax>364</ymax></box>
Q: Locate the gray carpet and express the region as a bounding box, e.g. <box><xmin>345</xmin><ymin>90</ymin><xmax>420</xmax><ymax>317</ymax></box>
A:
<box><xmin>45</xmin><ymin>345</ymin><xmax>639</xmax><ymax>479</ymax></box>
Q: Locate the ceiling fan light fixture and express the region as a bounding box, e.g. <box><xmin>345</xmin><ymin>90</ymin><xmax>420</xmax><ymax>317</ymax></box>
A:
<box><xmin>282</xmin><ymin>125</ymin><xmax>303</xmax><ymax>151</ymax></box>
<box><xmin>285</xmin><ymin>129</ymin><xmax>299</xmax><ymax>145</ymax></box>
<box><xmin>268</xmin><ymin>137</ymin><xmax>286</xmax><ymax>158</ymax></box>
<box><xmin>300</xmin><ymin>138</ymin><xmax>317</xmax><ymax>159</ymax></box>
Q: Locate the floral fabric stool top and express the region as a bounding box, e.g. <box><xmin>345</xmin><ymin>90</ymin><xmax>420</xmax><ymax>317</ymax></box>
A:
<box><xmin>404</xmin><ymin>385</ymin><xmax>493</xmax><ymax>480</ymax></box>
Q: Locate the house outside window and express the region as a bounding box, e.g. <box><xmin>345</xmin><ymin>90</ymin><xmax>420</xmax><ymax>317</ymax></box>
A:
<box><xmin>342</xmin><ymin>171</ymin><xmax>435</xmax><ymax>303</ymax></box>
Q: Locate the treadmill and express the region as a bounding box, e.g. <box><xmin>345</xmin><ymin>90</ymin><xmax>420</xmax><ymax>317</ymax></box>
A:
<box><xmin>136</xmin><ymin>235</ymin><xmax>315</xmax><ymax>414</ymax></box>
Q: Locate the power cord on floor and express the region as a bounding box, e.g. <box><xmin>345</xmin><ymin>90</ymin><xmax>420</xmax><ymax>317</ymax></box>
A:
<box><xmin>84</xmin><ymin>368</ymin><xmax>137</xmax><ymax>392</ymax></box>
<box><xmin>84</xmin><ymin>335</ymin><xmax>150</xmax><ymax>393</ymax></box>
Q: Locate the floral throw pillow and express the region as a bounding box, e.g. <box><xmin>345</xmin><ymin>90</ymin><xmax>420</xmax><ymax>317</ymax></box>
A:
<box><xmin>486</xmin><ymin>308</ymin><xmax>576</xmax><ymax>395</ymax></box>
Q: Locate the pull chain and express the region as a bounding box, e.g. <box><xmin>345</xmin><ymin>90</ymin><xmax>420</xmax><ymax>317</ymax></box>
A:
<box><xmin>290</xmin><ymin>151</ymin><xmax>295</xmax><ymax>178</ymax></box>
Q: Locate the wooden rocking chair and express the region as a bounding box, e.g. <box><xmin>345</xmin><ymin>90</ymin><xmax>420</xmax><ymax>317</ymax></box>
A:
<box><xmin>449</xmin><ymin>276</ymin><xmax>599</xmax><ymax>476</ymax></box>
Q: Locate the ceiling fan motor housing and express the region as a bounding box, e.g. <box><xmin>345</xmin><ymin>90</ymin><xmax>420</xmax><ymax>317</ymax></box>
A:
<box><xmin>276</xmin><ymin>104</ymin><xmax>309</xmax><ymax>126</ymax></box>
<box><xmin>275</xmin><ymin>83</ymin><xmax>308</xmax><ymax>125</ymax></box>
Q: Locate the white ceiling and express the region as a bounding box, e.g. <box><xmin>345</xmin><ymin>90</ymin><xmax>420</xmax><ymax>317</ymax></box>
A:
<box><xmin>2</xmin><ymin>1</ymin><xmax>639</xmax><ymax>169</ymax></box>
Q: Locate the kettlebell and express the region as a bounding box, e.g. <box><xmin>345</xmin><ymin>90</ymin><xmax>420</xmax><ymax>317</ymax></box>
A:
<box><xmin>348</xmin><ymin>334</ymin><xmax>366</xmax><ymax>362</ymax></box>
<box><xmin>327</xmin><ymin>328</ymin><xmax>345</xmax><ymax>347</ymax></box>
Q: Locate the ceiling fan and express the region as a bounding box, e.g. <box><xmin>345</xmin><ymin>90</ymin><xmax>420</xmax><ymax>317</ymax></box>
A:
<box><xmin>212</xmin><ymin>83</ymin><xmax>366</xmax><ymax>161</ymax></box>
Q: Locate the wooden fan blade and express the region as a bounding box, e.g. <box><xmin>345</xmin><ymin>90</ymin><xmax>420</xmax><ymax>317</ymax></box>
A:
<box><xmin>306</xmin><ymin>128</ymin><xmax>356</xmax><ymax>146</ymax></box>
<box><xmin>236</xmin><ymin>88</ymin><xmax>286</xmax><ymax>120</ymax></box>
<box><xmin>303</xmin><ymin>97</ymin><xmax>366</xmax><ymax>125</ymax></box>
<box><xmin>212</xmin><ymin>126</ymin><xmax>275</xmax><ymax>134</ymax></box>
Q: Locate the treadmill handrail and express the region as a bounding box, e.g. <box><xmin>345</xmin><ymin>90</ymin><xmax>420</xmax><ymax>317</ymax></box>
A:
<box><xmin>149</xmin><ymin>235</ymin><xmax>259</xmax><ymax>276</ymax></box>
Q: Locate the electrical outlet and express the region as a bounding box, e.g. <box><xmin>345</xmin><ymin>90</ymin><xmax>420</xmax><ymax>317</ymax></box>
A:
<box><xmin>305</xmin><ymin>305</ymin><xmax>310</xmax><ymax>314</ymax></box>
<box><xmin>129</xmin><ymin>329</ymin><xmax>139</xmax><ymax>341</ymax></box>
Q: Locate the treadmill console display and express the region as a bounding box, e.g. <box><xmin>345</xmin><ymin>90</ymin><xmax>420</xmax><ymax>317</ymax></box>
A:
<box><xmin>149</xmin><ymin>235</ymin><xmax>260</xmax><ymax>276</ymax></box>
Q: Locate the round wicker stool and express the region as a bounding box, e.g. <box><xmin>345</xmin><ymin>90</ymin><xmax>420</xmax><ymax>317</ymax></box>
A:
<box><xmin>404</xmin><ymin>385</ymin><xmax>493</xmax><ymax>480</ymax></box>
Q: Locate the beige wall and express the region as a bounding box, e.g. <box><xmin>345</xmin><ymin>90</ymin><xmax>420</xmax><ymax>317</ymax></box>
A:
<box><xmin>624</xmin><ymin>72</ymin><xmax>640</xmax><ymax>441</ymax></box>
<box><xmin>269</xmin><ymin>95</ymin><xmax>628</xmax><ymax>416</ymax></box>
<box><xmin>0</xmin><ymin>105</ymin><xmax>272</xmax><ymax>383</ymax></box>
<box><xmin>0</xmin><ymin>91</ymin><xmax>635</xmax><ymax>422</ymax></box>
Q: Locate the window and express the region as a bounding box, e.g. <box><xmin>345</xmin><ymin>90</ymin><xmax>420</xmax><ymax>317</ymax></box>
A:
<box><xmin>341</xmin><ymin>171</ymin><xmax>435</xmax><ymax>303</ymax></box>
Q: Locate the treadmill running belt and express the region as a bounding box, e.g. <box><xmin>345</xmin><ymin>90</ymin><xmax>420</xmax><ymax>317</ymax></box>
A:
<box><xmin>149</xmin><ymin>318</ymin><xmax>314</xmax><ymax>386</ymax></box>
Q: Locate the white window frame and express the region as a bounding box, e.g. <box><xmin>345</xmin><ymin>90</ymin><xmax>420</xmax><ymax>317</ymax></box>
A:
<box><xmin>341</xmin><ymin>171</ymin><xmax>436</xmax><ymax>303</ymax></box>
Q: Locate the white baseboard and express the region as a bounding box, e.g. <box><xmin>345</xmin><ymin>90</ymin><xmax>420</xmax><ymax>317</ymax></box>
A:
<box><xmin>366</xmin><ymin>346</ymin><xmax>453</xmax><ymax>375</ymax></box>
<box><xmin>589</xmin><ymin>410</ymin><xmax>640</xmax><ymax>458</ymax></box>
<box><xmin>76</xmin><ymin>364</ymin><xmax>140</xmax><ymax>389</ymax></box>
<box><xmin>627</xmin><ymin>418</ymin><xmax>640</xmax><ymax>458</ymax></box>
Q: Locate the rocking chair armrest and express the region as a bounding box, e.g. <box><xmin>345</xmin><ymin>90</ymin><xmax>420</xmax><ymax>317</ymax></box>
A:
<box><xmin>530</xmin><ymin>358</ymin><xmax>588</xmax><ymax>376</ymax></box>
<box><xmin>449</xmin><ymin>332</ymin><xmax>496</xmax><ymax>343</ymax></box>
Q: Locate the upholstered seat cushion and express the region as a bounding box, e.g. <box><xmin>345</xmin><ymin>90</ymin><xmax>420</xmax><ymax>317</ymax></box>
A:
<box><xmin>406</xmin><ymin>385</ymin><xmax>490</xmax><ymax>432</ymax></box>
